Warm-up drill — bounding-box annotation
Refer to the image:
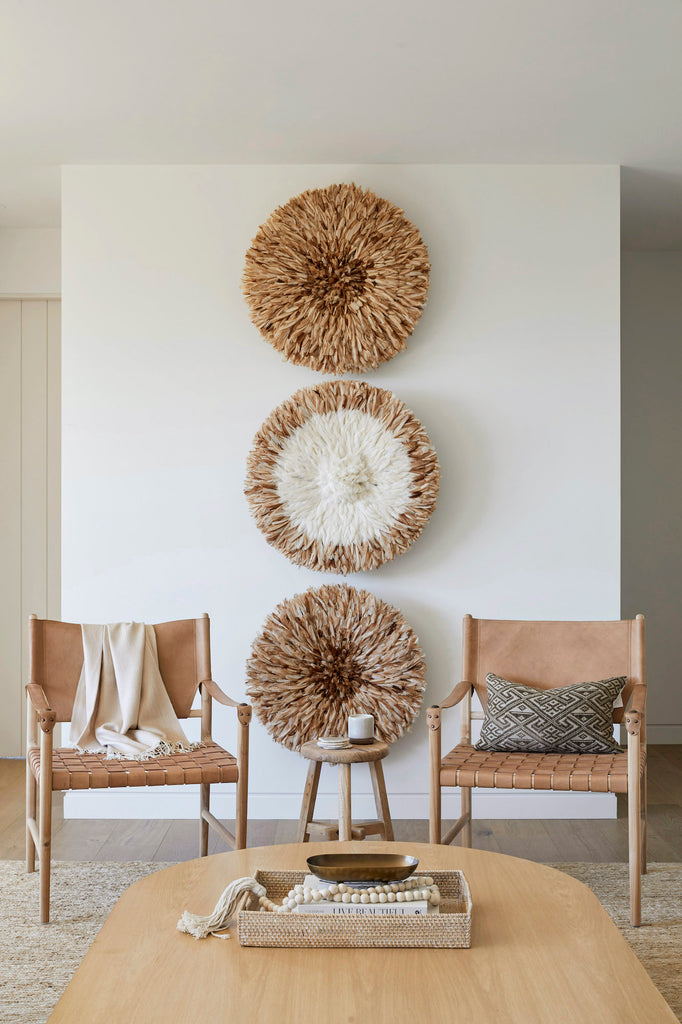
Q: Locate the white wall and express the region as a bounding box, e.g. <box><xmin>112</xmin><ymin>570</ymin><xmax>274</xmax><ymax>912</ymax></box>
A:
<box><xmin>61</xmin><ymin>165</ymin><xmax>621</xmax><ymax>820</ymax></box>
<box><xmin>0</xmin><ymin>228</ymin><xmax>61</xmax><ymax>297</ymax></box>
<box><xmin>621</xmin><ymin>251</ymin><xmax>682</xmax><ymax>742</ymax></box>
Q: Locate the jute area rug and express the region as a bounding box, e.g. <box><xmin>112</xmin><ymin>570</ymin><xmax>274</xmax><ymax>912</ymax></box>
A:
<box><xmin>0</xmin><ymin>860</ymin><xmax>679</xmax><ymax>1024</ymax></box>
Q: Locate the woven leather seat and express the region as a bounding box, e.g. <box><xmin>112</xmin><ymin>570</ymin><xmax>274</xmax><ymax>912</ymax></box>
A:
<box><xmin>28</xmin><ymin>740</ymin><xmax>238</xmax><ymax>791</ymax></box>
<box><xmin>440</xmin><ymin>744</ymin><xmax>646</xmax><ymax>794</ymax></box>
<box><xmin>26</xmin><ymin>614</ymin><xmax>251</xmax><ymax>923</ymax></box>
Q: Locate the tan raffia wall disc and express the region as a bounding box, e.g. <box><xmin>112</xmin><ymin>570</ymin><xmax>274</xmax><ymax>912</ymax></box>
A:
<box><xmin>244</xmin><ymin>380</ymin><xmax>440</xmax><ymax>574</ymax></box>
<box><xmin>242</xmin><ymin>183</ymin><xmax>430</xmax><ymax>374</ymax></box>
<box><xmin>246</xmin><ymin>584</ymin><xmax>426</xmax><ymax>751</ymax></box>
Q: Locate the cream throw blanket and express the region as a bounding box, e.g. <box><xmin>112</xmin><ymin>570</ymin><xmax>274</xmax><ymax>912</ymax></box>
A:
<box><xmin>70</xmin><ymin>622</ymin><xmax>193</xmax><ymax>759</ymax></box>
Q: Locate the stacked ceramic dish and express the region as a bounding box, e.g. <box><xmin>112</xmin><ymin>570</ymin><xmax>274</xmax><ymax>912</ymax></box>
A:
<box><xmin>317</xmin><ymin>736</ymin><xmax>351</xmax><ymax>750</ymax></box>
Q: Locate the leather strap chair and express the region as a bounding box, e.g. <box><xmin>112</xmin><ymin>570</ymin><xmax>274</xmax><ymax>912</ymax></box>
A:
<box><xmin>428</xmin><ymin>614</ymin><xmax>647</xmax><ymax>926</ymax></box>
<box><xmin>26</xmin><ymin>613</ymin><xmax>251</xmax><ymax>923</ymax></box>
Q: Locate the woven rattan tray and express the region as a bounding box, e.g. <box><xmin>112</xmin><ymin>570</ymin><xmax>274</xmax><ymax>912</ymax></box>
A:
<box><xmin>238</xmin><ymin>869</ymin><xmax>472</xmax><ymax>948</ymax></box>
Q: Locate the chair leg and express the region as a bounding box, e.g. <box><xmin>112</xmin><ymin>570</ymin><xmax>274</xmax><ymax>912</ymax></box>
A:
<box><xmin>461</xmin><ymin>787</ymin><xmax>472</xmax><ymax>848</ymax></box>
<box><xmin>428</xmin><ymin>710</ymin><xmax>442</xmax><ymax>844</ymax></box>
<box><xmin>429</xmin><ymin>779</ymin><xmax>442</xmax><ymax>845</ymax></box>
<box><xmin>199</xmin><ymin>783</ymin><xmax>210</xmax><ymax>857</ymax></box>
<box><xmin>640</xmin><ymin>762</ymin><xmax>647</xmax><ymax>875</ymax></box>
<box><xmin>628</xmin><ymin>751</ymin><xmax>642</xmax><ymax>927</ymax></box>
<box><xmin>235</xmin><ymin>773</ymin><xmax>248</xmax><ymax>851</ymax></box>
<box><xmin>369</xmin><ymin>760</ymin><xmax>394</xmax><ymax>842</ymax></box>
<box><xmin>38</xmin><ymin>769</ymin><xmax>52</xmax><ymax>925</ymax></box>
<box><xmin>297</xmin><ymin>760</ymin><xmax>321</xmax><ymax>843</ymax></box>
<box><xmin>235</xmin><ymin>707</ymin><xmax>250</xmax><ymax>851</ymax></box>
<box><xmin>26</xmin><ymin>761</ymin><xmax>37</xmax><ymax>873</ymax></box>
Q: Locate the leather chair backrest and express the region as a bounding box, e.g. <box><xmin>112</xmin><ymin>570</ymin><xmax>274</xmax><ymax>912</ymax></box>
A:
<box><xmin>463</xmin><ymin>616</ymin><xmax>645</xmax><ymax>723</ymax></box>
<box><xmin>28</xmin><ymin>615</ymin><xmax>211</xmax><ymax>722</ymax></box>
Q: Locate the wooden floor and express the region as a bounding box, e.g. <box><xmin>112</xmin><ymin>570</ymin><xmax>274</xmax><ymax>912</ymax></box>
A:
<box><xmin>2</xmin><ymin>746</ymin><xmax>681</xmax><ymax>863</ymax></box>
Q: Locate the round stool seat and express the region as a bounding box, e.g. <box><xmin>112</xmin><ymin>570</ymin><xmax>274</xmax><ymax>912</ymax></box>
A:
<box><xmin>297</xmin><ymin>739</ymin><xmax>394</xmax><ymax>843</ymax></box>
<box><xmin>300</xmin><ymin>739</ymin><xmax>389</xmax><ymax>765</ymax></box>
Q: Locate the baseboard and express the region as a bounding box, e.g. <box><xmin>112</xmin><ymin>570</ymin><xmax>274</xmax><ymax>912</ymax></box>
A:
<box><xmin>64</xmin><ymin>789</ymin><xmax>617</xmax><ymax>820</ymax></box>
<box><xmin>618</xmin><ymin>724</ymin><xmax>682</xmax><ymax>744</ymax></box>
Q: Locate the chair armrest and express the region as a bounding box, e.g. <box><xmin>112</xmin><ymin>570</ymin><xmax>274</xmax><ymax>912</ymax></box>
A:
<box><xmin>201</xmin><ymin>679</ymin><xmax>252</xmax><ymax>725</ymax></box>
<box><xmin>26</xmin><ymin>683</ymin><xmax>50</xmax><ymax>713</ymax></box>
<box><xmin>426</xmin><ymin>681</ymin><xmax>473</xmax><ymax>731</ymax></box>
<box><xmin>200</xmin><ymin>678</ymin><xmax>239</xmax><ymax>707</ymax></box>
<box><xmin>25</xmin><ymin>684</ymin><xmax>56</xmax><ymax>734</ymax></box>
<box><xmin>624</xmin><ymin>685</ymin><xmax>647</xmax><ymax>736</ymax></box>
<box><xmin>441</xmin><ymin>679</ymin><xmax>475</xmax><ymax>709</ymax></box>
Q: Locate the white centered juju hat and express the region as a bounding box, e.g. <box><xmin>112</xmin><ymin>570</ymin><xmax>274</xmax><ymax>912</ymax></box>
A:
<box><xmin>246</xmin><ymin>584</ymin><xmax>426</xmax><ymax>751</ymax></box>
<box><xmin>242</xmin><ymin>183</ymin><xmax>430</xmax><ymax>374</ymax></box>
<box><xmin>244</xmin><ymin>380</ymin><xmax>440</xmax><ymax>574</ymax></box>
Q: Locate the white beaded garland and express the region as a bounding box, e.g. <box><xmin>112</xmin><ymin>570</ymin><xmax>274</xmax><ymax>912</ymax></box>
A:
<box><xmin>258</xmin><ymin>875</ymin><xmax>441</xmax><ymax>914</ymax></box>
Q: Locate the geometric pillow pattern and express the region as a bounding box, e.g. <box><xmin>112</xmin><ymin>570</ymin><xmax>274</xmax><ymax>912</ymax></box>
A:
<box><xmin>475</xmin><ymin>673</ymin><xmax>625</xmax><ymax>754</ymax></box>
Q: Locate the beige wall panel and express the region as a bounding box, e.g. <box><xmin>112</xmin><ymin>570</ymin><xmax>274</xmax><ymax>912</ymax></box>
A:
<box><xmin>46</xmin><ymin>300</ymin><xmax>61</xmax><ymax>620</ymax></box>
<box><xmin>20</xmin><ymin>303</ymin><xmax>50</xmax><ymax>761</ymax></box>
<box><xmin>21</xmin><ymin>302</ymin><xmax>49</xmax><ymax>755</ymax></box>
<box><xmin>0</xmin><ymin>299</ymin><xmax>60</xmax><ymax>755</ymax></box>
<box><xmin>0</xmin><ymin>302</ymin><xmax>22</xmax><ymax>755</ymax></box>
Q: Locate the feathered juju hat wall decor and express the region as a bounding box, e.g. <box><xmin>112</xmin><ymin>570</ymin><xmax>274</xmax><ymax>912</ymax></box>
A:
<box><xmin>244</xmin><ymin>379</ymin><xmax>440</xmax><ymax>574</ymax></box>
<box><xmin>246</xmin><ymin>584</ymin><xmax>426</xmax><ymax>751</ymax></box>
<box><xmin>242</xmin><ymin>183</ymin><xmax>430</xmax><ymax>374</ymax></box>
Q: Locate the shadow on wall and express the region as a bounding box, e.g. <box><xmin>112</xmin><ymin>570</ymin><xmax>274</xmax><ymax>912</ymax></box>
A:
<box><xmin>376</xmin><ymin>392</ymin><xmax>492</xmax><ymax>580</ymax></box>
<box><xmin>621</xmin><ymin>166</ymin><xmax>682</xmax><ymax>250</ymax></box>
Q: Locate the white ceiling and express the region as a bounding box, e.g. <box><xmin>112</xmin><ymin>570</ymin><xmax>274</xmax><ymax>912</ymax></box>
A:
<box><xmin>1</xmin><ymin>0</ymin><xmax>681</xmax><ymax>247</ymax></box>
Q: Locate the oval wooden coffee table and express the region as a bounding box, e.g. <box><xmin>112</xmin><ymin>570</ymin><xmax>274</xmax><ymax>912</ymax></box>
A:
<box><xmin>48</xmin><ymin>842</ymin><xmax>676</xmax><ymax>1024</ymax></box>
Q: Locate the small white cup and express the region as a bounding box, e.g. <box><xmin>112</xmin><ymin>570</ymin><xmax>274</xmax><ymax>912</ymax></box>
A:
<box><xmin>348</xmin><ymin>714</ymin><xmax>374</xmax><ymax>744</ymax></box>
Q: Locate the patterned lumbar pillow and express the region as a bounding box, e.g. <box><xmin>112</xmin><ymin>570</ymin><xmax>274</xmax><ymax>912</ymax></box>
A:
<box><xmin>475</xmin><ymin>673</ymin><xmax>625</xmax><ymax>754</ymax></box>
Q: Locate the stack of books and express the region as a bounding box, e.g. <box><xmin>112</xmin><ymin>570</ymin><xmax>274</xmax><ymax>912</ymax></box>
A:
<box><xmin>293</xmin><ymin>876</ymin><xmax>437</xmax><ymax>917</ymax></box>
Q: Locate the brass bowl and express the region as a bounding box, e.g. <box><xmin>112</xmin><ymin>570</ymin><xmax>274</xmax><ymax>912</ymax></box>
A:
<box><xmin>306</xmin><ymin>853</ymin><xmax>419</xmax><ymax>883</ymax></box>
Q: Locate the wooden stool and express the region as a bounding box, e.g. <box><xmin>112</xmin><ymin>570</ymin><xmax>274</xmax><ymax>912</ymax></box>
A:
<box><xmin>297</xmin><ymin>740</ymin><xmax>394</xmax><ymax>843</ymax></box>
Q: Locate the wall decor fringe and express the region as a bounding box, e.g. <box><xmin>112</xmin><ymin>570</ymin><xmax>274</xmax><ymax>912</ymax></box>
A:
<box><xmin>246</xmin><ymin>583</ymin><xmax>426</xmax><ymax>751</ymax></box>
<box><xmin>242</xmin><ymin>183</ymin><xmax>430</xmax><ymax>374</ymax></box>
<box><xmin>244</xmin><ymin>379</ymin><xmax>440</xmax><ymax>574</ymax></box>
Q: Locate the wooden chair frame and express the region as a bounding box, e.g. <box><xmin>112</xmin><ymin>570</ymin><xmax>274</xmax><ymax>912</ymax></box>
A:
<box><xmin>428</xmin><ymin>614</ymin><xmax>647</xmax><ymax>926</ymax></box>
<box><xmin>25</xmin><ymin>613</ymin><xmax>251</xmax><ymax>923</ymax></box>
